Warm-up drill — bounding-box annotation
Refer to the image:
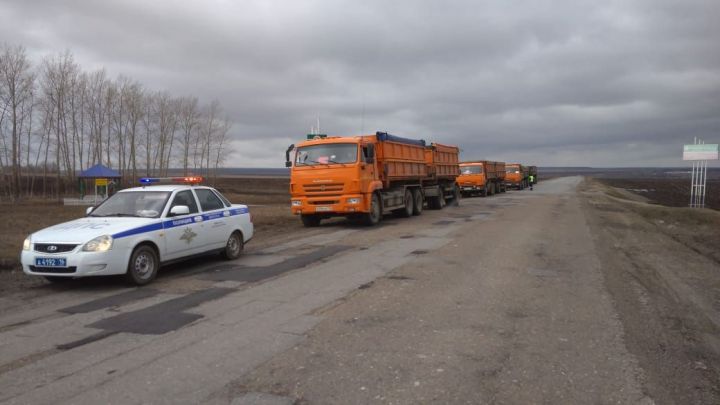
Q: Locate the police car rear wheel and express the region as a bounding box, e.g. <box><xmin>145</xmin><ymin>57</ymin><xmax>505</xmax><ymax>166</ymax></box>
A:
<box><xmin>126</xmin><ymin>245</ymin><xmax>158</xmax><ymax>285</ymax></box>
<box><xmin>222</xmin><ymin>232</ymin><xmax>244</xmax><ymax>260</ymax></box>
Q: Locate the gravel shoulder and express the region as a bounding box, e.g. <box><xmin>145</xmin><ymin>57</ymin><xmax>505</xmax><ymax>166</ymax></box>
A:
<box><xmin>580</xmin><ymin>179</ymin><xmax>720</xmax><ymax>404</ymax></box>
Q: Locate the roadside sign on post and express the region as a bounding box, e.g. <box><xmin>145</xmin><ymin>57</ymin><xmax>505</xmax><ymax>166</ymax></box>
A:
<box><xmin>685</xmin><ymin>140</ymin><xmax>717</xmax><ymax>208</ymax></box>
<box><xmin>95</xmin><ymin>178</ymin><xmax>108</xmax><ymax>186</ymax></box>
<box><xmin>683</xmin><ymin>144</ymin><xmax>718</xmax><ymax>161</ymax></box>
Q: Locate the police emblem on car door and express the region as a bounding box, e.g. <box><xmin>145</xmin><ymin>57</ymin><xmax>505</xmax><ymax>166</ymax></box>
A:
<box><xmin>164</xmin><ymin>190</ymin><xmax>203</xmax><ymax>260</ymax></box>
<box><xmin>180</xmin><ymin>227</ymin><xmax>197</xmax><ymax>244</ymax></box>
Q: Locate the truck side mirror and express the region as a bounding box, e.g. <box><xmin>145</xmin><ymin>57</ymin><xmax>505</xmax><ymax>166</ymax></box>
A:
<box><xmin>285</xmin><ymin>144</ymin><xmax>295</xmax><ymax>168</ymax></box>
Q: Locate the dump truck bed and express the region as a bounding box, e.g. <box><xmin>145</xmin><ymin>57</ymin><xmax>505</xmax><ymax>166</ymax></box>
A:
<box><xmin>374</xmin><ymin>132</ymin><xmax>428</xmax><ymax>181</ymax></box>
<box><xmin>425</xmin><ymin>142</ymin><xmax>460</xmax><ymax>180</ymax></box>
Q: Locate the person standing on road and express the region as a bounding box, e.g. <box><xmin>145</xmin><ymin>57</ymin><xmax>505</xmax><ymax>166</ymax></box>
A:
<box><xmin>529</xmin><ymin>175</ymin><xmax>534</xmax><ymax>190</ymax></box>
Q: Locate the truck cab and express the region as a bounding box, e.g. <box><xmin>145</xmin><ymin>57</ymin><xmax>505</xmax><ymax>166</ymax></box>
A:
<box><xmin>288</xmin><ymin>136</ymin><xmax>382</xmax><ymax>226</ymax></box>
<box><xmin>458</xmin><ymin>162</ymin><xmax>488</xmax><ymax>196</ymax></box>
<box><xmin>505</xmin><ymin>163</ymin><xmax>528</xmax><ymax>190</ymax></box>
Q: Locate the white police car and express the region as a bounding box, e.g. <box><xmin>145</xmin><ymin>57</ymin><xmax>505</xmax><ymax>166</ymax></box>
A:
<box><xmin>20</xmin><ymin>177</ymin><xmax>253</xmax><ymax>285</ymax></box>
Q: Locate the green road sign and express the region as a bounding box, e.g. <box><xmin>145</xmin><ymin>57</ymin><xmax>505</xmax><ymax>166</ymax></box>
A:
<box><xmin>683</xmin><ymin>144</ymin><xmax>718</xmax><ymax>160</ymax></box>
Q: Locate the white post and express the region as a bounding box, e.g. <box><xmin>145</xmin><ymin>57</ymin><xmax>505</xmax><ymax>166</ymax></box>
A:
<box><xmin>702</xmin><ymin>158</ymin><xmax>708</xmax><ymax>208</ymax></box>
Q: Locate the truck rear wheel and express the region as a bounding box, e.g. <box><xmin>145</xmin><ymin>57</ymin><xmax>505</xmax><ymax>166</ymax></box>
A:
<box><xmin>363</xmin><ymin>193</ymin><xmax>382</xmax><ymax>226</ymax></box>
<box><xmin>449</xmin><ymin>185</ymin><xmax>460</xmax><ymax>206</ymax></box>
<box><xmin>411</xmin><ymin>188</ymin><xmax>423</xmax><ymax>216</ymax></box>
<box><xmin>301</xmin><ymin>214</ymin><xmax>322</xmax><ymax>227</ymax></box>
<box><xmin>394</xmin><ymin>189</ymin><xmax>413</xmax><ymax>218</ymax></box>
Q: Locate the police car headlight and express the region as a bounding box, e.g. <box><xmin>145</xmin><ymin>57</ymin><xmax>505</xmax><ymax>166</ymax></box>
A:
<box><xmin>82</xmin><ymin>235</ymin><xmax>113</xmax><ymax>252</ymax></box>
<box><xmin>23</xmin><ymin>236</ymin><xmax>31</xmax><ymax>251</ymax></box>
<box><xmin>292</xmin><ymin>200</ymin><xmax>302</xmax><ymax>206</ymax></box>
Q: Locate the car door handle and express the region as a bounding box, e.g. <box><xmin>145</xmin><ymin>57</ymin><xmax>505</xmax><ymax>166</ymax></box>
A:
<box><xmin>194</xmin><ymin>215</ymin><xmax>203</xmax><ymax>223</ymax></box>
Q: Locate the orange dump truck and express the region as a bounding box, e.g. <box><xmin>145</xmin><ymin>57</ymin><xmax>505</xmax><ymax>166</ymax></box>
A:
<box><xmin>458</xmin><ymin>161</ymin><xmax>506</xmax><ymax>197</ymax></box>
<box><xmin>286</xmin><ymin>132</ymin><xmax>460</xmax><ymax>226</ymax></box>
<box><xmin>505</xmin><ymin>163</ymin><xmax>530</xmax><ymax>190</ymax></box>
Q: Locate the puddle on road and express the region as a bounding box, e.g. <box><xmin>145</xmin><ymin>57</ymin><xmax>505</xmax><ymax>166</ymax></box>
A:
<box><xmin>433</xmin><ymin>220</ymin><xmax>455</xmax><ymax>225</ymax></box>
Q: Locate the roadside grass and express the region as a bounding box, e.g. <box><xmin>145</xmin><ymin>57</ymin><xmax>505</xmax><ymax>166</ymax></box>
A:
<box><xmin>590</xmin><ymin>178</ymin><xmax>720</xmax><ymax>264</ymax></box>
<box><xmin>0</xmin><ymin>202</ymin><xmax>87</xmax><ymax>270</ymax></box>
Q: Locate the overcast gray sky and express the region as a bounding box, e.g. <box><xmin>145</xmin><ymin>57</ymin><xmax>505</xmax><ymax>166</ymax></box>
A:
<box><xmin>2</xmin><ymin>0</ymin><xmax>719</xmax><ymax>167</ymax></box>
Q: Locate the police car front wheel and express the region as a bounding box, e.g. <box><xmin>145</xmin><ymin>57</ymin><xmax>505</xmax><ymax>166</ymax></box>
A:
<box><xmin>126</xmin><ymin>245</ymin><xmax>159</xmax><ymax>285</ymax></box>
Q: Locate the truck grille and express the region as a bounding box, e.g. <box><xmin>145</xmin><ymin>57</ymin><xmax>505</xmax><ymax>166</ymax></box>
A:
<box><xmin>34</xmin><ymin>243</ymin><xmax>79</xmax><ymax>254</ymax></box>
<box><xmin>303</xmin><ymin>183</ymin><xmax>344</xmax><ymax>194</ymax></box>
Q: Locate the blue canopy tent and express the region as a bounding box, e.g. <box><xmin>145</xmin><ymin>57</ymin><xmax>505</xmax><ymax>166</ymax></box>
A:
<box><xmin>78</xmin><ymin>164</ymin><xmax>121</xmax><ymax>203</ymax></box>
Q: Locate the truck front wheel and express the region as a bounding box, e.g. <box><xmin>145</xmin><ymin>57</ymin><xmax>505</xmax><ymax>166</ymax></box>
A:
<box><xmin>301</xmin><ymin>214</ymin><xmax>322</xmax><ymax>227</ymax></box>
<box><xmin>363</xmin><ymin>193</ymin><xmax>382</xmax><ymax>226</ymax></box>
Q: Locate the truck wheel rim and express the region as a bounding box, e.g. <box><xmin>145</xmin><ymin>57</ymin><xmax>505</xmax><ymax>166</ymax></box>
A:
<box><xmin>371</xmin><ymin>196</ymin><xmax>380</xmax><ymax>219</ymax></box>
<box><xmin>134</xmin><ymin>253</ymin><xmax>154</xmax><ymax>280</ymax></box>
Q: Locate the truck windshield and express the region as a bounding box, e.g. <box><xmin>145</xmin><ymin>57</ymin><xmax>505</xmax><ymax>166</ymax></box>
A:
<box><xmin>460</xmin><ymin>166</ymin><xmax>482</xmax><ymax>175</ymax></box>
<box><xmin>295</xmin><ymin>143</ymin><xmax>358</xmax><ymax>166</ymax></box>
<box><xmin>89</xmin><ymin>191</ymin><xmax>171</xmax><ymax>218</ymax></box>
<box><xmin>506</xmin><ymin>167</ymin><xmax>520</xmax><ymax>174</ymax></box>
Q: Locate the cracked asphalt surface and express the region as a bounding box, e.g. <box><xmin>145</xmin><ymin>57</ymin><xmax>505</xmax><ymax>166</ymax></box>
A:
<box><xmin>1</xmin><ymin>177</ymin><xmax>717</xmax><ymax>404</ymax></box>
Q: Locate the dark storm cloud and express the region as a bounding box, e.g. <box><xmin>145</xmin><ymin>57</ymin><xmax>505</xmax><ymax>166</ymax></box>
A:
<box><xmin>2</xmin><ymin>0</ymin><xmax>719</xmax><ymax>166</ymax></box>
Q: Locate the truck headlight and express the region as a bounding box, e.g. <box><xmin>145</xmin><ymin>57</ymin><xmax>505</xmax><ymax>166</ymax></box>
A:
<box><xmin>347</xmin><ymin>198</ymin><xmax>360</xmax><ymax>204</ymax></box>
<box><xmin>292</xmin><ymin>200</ymin><xmax>302</xmax><ymax>206</ymax></box>
<box><xmin>82</xmin><ymin>235</ymin><xmax>113</xmax><ymax>252</ymax></box>
<box><xmin>23</xmin><ymin>237</ymin><xmax>31</xmax><ymax>251</ymax></box>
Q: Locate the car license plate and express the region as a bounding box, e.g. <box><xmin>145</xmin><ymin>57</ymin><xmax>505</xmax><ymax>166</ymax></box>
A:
<box><xmin>35</xmin><ymin>257</ymin><xmax>67</xmax><ymax>267</ymax></box>
<box><xmin>315</xmin><ymin>206</ymin><xmax>331</xmax><ymax>212</ymax></box>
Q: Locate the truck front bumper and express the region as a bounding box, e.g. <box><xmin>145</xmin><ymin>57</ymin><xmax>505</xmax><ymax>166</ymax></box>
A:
<box><xmin>290</xmin><ymin>194</ymin><xmax>367</xmax><ymax>215</ymax></box>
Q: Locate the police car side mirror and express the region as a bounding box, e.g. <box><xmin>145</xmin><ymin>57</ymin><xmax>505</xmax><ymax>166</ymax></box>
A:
<box><xmin>86</xmin><ymin>206</ymin><xmax>94</xmax><ymax>215</ymax></box>
<box><xmin>169</xmin><ymin>205</ymin><xmax>190</xmax><ymax>216</ymax></box>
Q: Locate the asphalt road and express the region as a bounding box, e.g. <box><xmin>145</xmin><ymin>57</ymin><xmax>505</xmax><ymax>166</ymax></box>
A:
<box><xmin>0</xmin><ymin>177</ymin><xmax>656</xmax><ymax>404</ymax></box>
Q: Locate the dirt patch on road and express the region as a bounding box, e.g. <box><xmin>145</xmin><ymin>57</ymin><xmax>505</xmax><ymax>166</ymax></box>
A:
<box><xmin>581</xmin><ymin>179</ymin><xmax>720</xmax><ymax>404</ymax></box>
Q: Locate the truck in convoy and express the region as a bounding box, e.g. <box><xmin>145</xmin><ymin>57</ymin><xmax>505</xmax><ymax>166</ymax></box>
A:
<box><xmin>505</xmin><ymin>163</ymin><xmax>530</xmax><ymax>190</ymax></box>
<box><xmin>528</xmin><ymin>165</ymin><xmax>538</xmax><ymax>184</ymax></box>
<box><xmin>458</xmin><ymin>161</ymin><xmax>506</xmax><ymax>197</ymax></box>
<box><xmin>286</xmin><ymin>131</ymin><xmax>460</xmax><ymax>227</ymax></box>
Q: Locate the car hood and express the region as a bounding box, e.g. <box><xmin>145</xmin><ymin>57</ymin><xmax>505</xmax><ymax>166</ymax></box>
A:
<box><xmin>30</xmin><ymin>217</ymin><xmax>159</xmax><ymax>243</ymax></box>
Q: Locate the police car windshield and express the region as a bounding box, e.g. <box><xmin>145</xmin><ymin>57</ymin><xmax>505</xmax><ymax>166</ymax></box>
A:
<box><xmin>295</xmin><ymin>144</ymin><xmax>358</xmax><ymax>166</ymax></box>
<box><xmin>90</xmin><ymin>191</ymin><xmax>170</xmax><ymax>218</ymax></box>
<box><xmin>460</xmin><ymin>166</ymin><xmax>482</xmax><ymax>175</ymax></box>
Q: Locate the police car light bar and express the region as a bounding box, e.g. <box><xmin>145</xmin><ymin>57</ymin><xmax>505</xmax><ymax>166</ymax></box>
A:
<box><xmin>139</xmin><ymin>176</ymin><xmax>204</xmax><ymax>185</ymax></box>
